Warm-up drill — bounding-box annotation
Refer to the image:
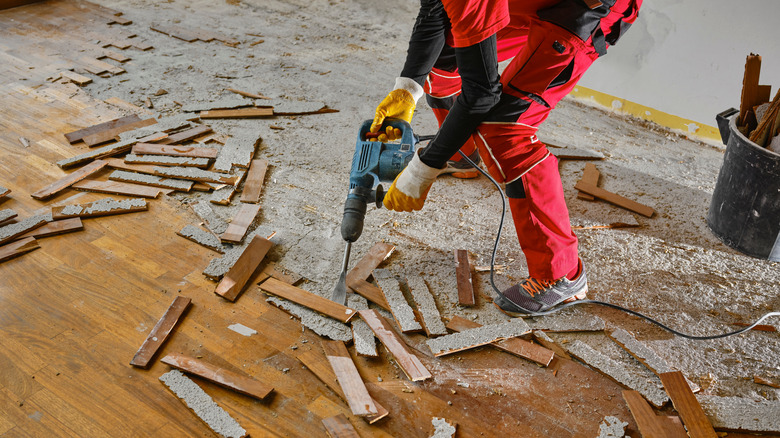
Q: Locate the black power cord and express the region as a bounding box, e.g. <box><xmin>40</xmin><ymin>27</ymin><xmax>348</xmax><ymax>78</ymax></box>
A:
<box><xmin>453</xmin><ymin>149</ymin><xmax>779</xmax><ymax>340</ymax></box>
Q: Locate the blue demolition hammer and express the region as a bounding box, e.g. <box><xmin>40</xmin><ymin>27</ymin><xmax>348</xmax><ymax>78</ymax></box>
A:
<box><xmin>331</xmin><ymin>119</ymin><xmax>418</xmax><ymax>304</ymax></box>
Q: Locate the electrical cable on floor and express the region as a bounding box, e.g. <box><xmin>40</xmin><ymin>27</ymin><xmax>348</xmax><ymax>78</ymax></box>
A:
<box><xmin>454</xmin><ymin>149</ymin><xmax>779</xmax><ymax>340</ymax></box>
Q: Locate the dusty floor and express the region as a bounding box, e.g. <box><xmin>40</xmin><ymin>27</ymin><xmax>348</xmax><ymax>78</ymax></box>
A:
<box><xmin>88</xmin><ymin>0</ymin><xmax>779</xmax><ymax>406</ymax></box>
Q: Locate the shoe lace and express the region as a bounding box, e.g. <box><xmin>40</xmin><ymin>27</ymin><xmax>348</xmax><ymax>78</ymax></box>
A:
<box><xmin>520</xmin><ymin>278</ymin><xmax>556</xmax><ymax>297</ymax></box>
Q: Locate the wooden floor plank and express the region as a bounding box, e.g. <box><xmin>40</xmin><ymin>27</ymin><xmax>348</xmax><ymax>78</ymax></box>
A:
<box><xmin>659</xmin><ymin>371</ymin><xmax>717</xmax><ymax>438</ymax></box>
<box><xmin>215</xmin><ymin>234</ymin><xmax>273</xmax><ymax>301</ymax></box>
<box><xmin>64</xmin><ymin>115</ymin><xmax>142</xmax><ymax>144</ymax></box>
<box><xmin>454</xmin><ymin>249</ymin><xmax>475</xmax><ymax>306</ymax></box>
<box><xmin>357</xmin><ymin>309</ymin><xmax>431</xmax><ymax>382</ymax></box>
<box><xmin>260</xmin><ymin>277</ymin><xmax>357</xmax><ymax>323</ymax></box>
<box><xmin>71</xmin><ymin>179</ymin><xmax>162</xmax><ymax>198</ymax></box>
<box><xmin>321</xmin><ymin>340</ymin><xmax>377</xmax><ymax>417</ymax></box>
<box><xmin>220</xmin><ymin>202</ymin><xmax>261</xmax><ymax>244</ymax></box>
<box><xmin>239</xmin><ymin>159</ymin><xmax>268</xmax><ymax>204</ymax></box>
<box><xmin>446</xmin><ymin>316</ymin><xmax>553</xmax><ymax>367</ymax></box>
<box><xmin>130</xmin><ymin>296</ymin><xmax>191</xmax><ymax>369</ymax></box>
<box><xmin>160</xmin><ymin>353</ymin><xmax>274</xmax><ymax>401</ymax></box>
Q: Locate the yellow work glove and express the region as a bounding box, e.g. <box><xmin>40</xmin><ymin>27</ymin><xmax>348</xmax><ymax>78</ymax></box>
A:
<box><xmin>371</xmin><ymin>77</ymin><xmax>424</xmax><ymax>135</ymax></box>
<box><xmin>383</xmin><ymin>151</ymin><xmax>444</xmax><ymax>212</ymax></box>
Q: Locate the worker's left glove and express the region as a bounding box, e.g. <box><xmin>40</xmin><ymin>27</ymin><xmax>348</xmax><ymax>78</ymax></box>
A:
<box><xmin>371</xmin><ymin>77</ymin><xmax>424</xmax><ymax>137</ymax></box>
<box><xmin>383</xmin><ymin>151</ymin><xmax>444</xmax><ymax>212</ymax></box>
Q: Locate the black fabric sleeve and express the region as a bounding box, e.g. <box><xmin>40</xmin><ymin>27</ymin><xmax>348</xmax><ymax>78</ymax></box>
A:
<box><xmin>400</xmin><ymin>0</ymin><xmax>449</xmax><ymax>85</ymax></box>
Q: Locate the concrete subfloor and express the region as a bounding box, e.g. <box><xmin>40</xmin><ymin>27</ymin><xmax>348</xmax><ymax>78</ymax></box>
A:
<box><xmin>88</xmin><ymin>0</ymin><xmax>779</xmax><ymax>413</ymax></box>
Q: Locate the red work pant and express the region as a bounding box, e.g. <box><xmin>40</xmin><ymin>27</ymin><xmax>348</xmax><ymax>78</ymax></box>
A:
<box><xmin>425</xmin><ymin>18</ymin><xmax>599</xmax><ymax>280</ymax></box>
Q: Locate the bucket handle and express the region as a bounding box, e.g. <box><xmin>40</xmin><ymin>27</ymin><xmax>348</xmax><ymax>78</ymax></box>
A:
<box><xmin>716</xmin><ymin>108</ymin><xmax>739</xmax><ymax>145</ymax></box>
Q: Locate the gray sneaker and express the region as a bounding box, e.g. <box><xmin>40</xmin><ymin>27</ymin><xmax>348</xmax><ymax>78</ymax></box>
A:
<box><xmin>494</xmin><ymin>268</ymin><xmax>588</xmax><ymax>316</ymax></box>
<box><xmin>441</xmin><ymin>149</ymin><xmax>481</xmax><ymax>179</ymax></box>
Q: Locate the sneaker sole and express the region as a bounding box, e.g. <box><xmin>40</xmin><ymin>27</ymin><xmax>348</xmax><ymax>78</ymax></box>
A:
<box><xmin>448</xmin><ymin>170</ymin><xmax>480</xmax><ymax>179</ymax></box>
<box><xmin>493</xmin><ymin>287</ymin><xmax>588</xmax><ymax>317</ymax></box>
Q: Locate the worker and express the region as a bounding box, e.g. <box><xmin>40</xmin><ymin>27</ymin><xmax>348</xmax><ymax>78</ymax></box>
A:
<box><xmin>370</xmin><ymin>0</ymin><xmax>642</xmax><ymax>315</ymax></box>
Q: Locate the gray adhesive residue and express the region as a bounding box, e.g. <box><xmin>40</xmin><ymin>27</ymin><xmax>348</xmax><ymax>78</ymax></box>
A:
<box><xmin>596</xmin><ymin>416</ymin><xmax>628</xmax><ymax>438</ymax></box>
<box><xmin>125</xmin><ymin>154</ymin><xmax>210</xmax><ymax>167</ymax></box>
<box><xmin>191</xmin><ymin>201</ymin><xmax>228</xmax><ymax>235</ymax></box>
<box><xmin>406</xmin><ymin>275</ymin><xmax>447</xmax><ymax>336</ymax></box>
<box><xmin>426</xmin><ymin>319</ymin><xmax>531</xmax><ymax>356</ymax></box>
<box><xmin>227</xmin><ymin>323</ymin><xmax>257</xmax><ymax>336</ymax></box>
<box><xmin>566</xmin><ymin>340</ymin><xmax>668</xmax><ymax>407</ymax></box>
<box><xmin>213</xmin><ymin>132</ymin><xmax>261</xmax><ymax>172</ymax></box>
<box><xmin>159</xmin><ymin>370</ymin><xmax>246</xmax><ymax>438</ymax></box>
<box><xmin>178</xmin><ymin>225</ymin><xmax>225</xmax><ymax>253</ymax></box>
<box><xmin>374</xmin><ymin>269</ymin><xmax>421</xmax><ymax>333</ymax></box>
<box><xmin>120</xmin><ymin>115</ymin><xmax>192</xmax><ymax>141</ymax></box>
<box><xmin>430</xmin><ymin>417</ymin><xmax>457</xmax><ymax>438</ymax></box>
<box><xmin>697</xmin><ymin>395</ymin><xmax>780</xmax><ymax>433</ymax></box>
<box><xmin>527</xmin><ymin>311</ymin><xmax>606</xmax><ymax>332</ymax></box>
<box><xmin>57</xmin><ymin>137</ymin><xmax>137</xmax><ymax>168</ymax></box>
<box><xmin>73</xmin><ymin>198</ymin><xmax>146</xmax><ymax>216</ymax></box>
<box><xmin>348</xmin><ymin>295</ymin><xmax>377</xmax><ymax>356</ymax></box>
<box><xmin>0</xmin><ymin>209</ymin><xmax>17</xmax><ymax>223</ymax></box>
<box><xmin>266</xmin><ymin>296</ymin><xmax>352</xmax><ymax>342</ymax></box>
<box><xmin>110</xmin><ymin>170</ymin><xmax>193</xmax><ymax>191</ymax></box>
<box><xmin>155</xmin><ymin>166</ymin><xmax>232</xmax><ymax>184</ymax></box>
<box><xmin>0</xmin><ymin>214</ymin><xmax>48</xmax><ymax>241</ymax></box>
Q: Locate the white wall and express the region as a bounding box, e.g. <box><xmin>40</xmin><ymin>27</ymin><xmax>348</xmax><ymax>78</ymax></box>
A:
<box><xmin>578</xmin><ymin>0</ymin><xmax>780</xmax><ymax>130</ymax></box>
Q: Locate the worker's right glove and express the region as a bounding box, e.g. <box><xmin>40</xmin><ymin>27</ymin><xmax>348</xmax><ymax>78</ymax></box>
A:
<box><xmin>383</xmin><ymin>151</ymin><xmax>444</xmax><ymax>212</ymax></box>
<box><xmin>371</xmin><ymin>77</ymin><xmax>424</xmax><ymax>137</ymax></box>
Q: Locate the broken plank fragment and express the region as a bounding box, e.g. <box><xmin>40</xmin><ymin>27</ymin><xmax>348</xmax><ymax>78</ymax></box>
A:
<box><xmin>82</xmin><ymin>117</ymin><xmax>157</xmax><ymax>147</ymax></box>
<box><xmin>177</xmin><ymin>225</ymin><xmax>225</xmax><ymax>253</ymax></box>
<box><xmin>132</xmin><ymin>143</ymin><xmax>219</xmax><ymax>159</ymax></box>
<box><xmin>130</xmin><ymin>296</ymin><xmax>191</xmax><ymax>368</ymax></box>
<box><xmin>659</xmin><ymin>371</ymin><xmax>717</xmax><ymax>438</ymax></box>
<box><xmin>696</xmin><ymin>395</ymin><xmax>780</xmax><ymax>434</ymax></box>
<box><xmin>0</xmin><ymin>209</ymin><xmax>17</xmax><ymax>225</ymax></box>
<box><xmin>31</xmin><ymin>160</ymin><xmax>109</xmax><ymax>200</ymax></box>
<box><xmin>226</xmin><ymin>88</ymin><xmax>271</xmax><ymax>100</ymax></box>
<box><xmin>215</xmin><ymin>235</ymin><xmax>273</xmax><ymax>301</ymax></box>
<box><xmin>159</xmin><ymin>370</ymin><xmax>247</xmax><ymax>438</ymax></box>
<box><xmin>240</xmin><ymin>159</ymin><xmax>268</xmax><ymax>203</ymax></box>
<box><xmin>577</xmin><ymin>162</ymin><xmax>599</xmax><ymax>201</ymax></box>
<box><xmin>407</xmin><ymin>275</ymin><xmax>447</xmax><ymax>336</ymax></box>
<box><xmin>261</xmin><ymin>277</ymin><xmax>356</xmax><ymax>323</ymax></box>
<box><xmin>161</xmin><ymin>353</ymin><xmax>273</xmax><ymax>400</ymax></box>
<box><xmin>52</xmin><ymin>197</ymin><xmax>148</xmax><ymax>220</ymax></box>
<box><xmin>57</xmin><ymin>137</ymin><xmax>143</xmax><ymax>169</ymax></box>
<box><xmin>348</xmin><ymin>295</ymin><xmax>377</xmax><ymax>357</ymax></box>
<box><xmin>427</xmin><ymin>319</ymin><xmax>531</xmax><ymax>357</ymax></box>
<box><xmin>213</xmin><ymin>133</ymin><xmax>261</xmax><ymax>173</ymax></box>
<box><xmin>200</xmin><ymin>108</ymin><xmax>274</xmax><ymax>119</ymax></box>
<box><xmin>0</xmin><ymin>215</ymin><xmax>49</xmax><ymax>245</ymax></box>
<box><xmin>321</xmin><ymin>340</ymin><xmax>378</xmax><ymax>417</ymax></box>
<box><xmin>0</xmin><ymin>237</ymin><xmax>40</xmax><ymax>263</ymax></box>
<box><xmin>447</xmin><ymin>316</ymin><xmax>553</xmax><ymax>367</ymax></box>
<box><xmin>156</xmin><ymin>125</ymin><xmax>213</xmax><ymax>145</ymax></box>
<box><xmin>347</xmin><ymin>278</ymin><xmax>390</xmax><ymax>311</ymax></box>
<box><xmin>0</xmin><ymin>186</ymin><xmax>9</xmax><ymax>198</ymax></box>
<box><xmin>64</xmin><ymin>115</ymin><xmax>142</xmax><ymax>144</ymax></box>
<box><xmin>125</xmin><ymin>154</ymin><xmax>210</xmax><ymax>168</ymax></box>
<box><xmin>739</xmin><ymin>54</ymin><xmax>762</xmax><ymax>128</ymax></box>
<box><xmin>321</xmin><ymin>414</ymin><xmax>360</xmax><ymax>438</ymax></box>
<box><xmin>622</xmin><ymin>390</ymin><xmax>672</xmax><ymax>438</ymax></box>
<box><xmin>109</xmin><ymin>169</ymin><xmax>193</xmax><ymax>192</ymax></box>
<box><xmin>191</xmin><ymin>200</ymin><xmax>228</xmax><ymax>235</ymax></box>
<box><xmin>346</xmin><ymin>242</ymin><xmax>395</xmax><ymax>285</ymax></box>
<box><xmin>12</xmin><ymin>218</ymin><xmax>83</xmax><ymax>242</ymax></box>
<box><xmin>358</xmin><ymin>309</ymin><xmax>431</xmax><ymax>381</ymax></box>
<box><xmin>574</xmin><ymin>181</ymin><xmax>655</xmax><ymax>217</ymax></box>
<box><xmin>154</xmin><ymin>167</ymin><xmax>238</xmax><ymax>185</ymax></box>
<box><xmin>71</xmin><ymin>179</ymin><xmax>162</xmax><ymax>199</ymax></box>
<box><xmin>531</xmin><ymin>330</ymin><xmax>571</xmax><ymax>359</ymax></box>
<box><xmin>454</xmin><ymin>249</ymin><xmax>475</xmax><ymax>306</ymax></box>
<box><xmin>220</xmin><ymin>203</ymin><xmax>261</xmax><ymax>244</ymax></box>
<box><xmin>373</xmin><ymin>269</ymin><xmax>422</xmax><ymax>333</ymax></box>
<box><xmin>266</xmin><ymin>297</ymin><xmax>352</xmax><ymax>342</ymax></box>
<box><xmin>59</xmin><ymin>70</ymin><xmax>93</xmax><ymax>86</ymax></box>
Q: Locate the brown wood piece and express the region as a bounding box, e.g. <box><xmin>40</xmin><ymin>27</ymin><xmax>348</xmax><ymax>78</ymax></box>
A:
<box><xmin>659</xmin><ymin>371</ymin><xmax>717</xmax><ymax>438</ymax></box>
<box><xmin>749</xmin><ymin>89</ymin><xmax>780</xmax><ymax>147</ymax></box>
<box><xmin>131</xmin><ymin>143</ymin><xmax>219</xmax><ymax>159</ymax></box>
<box><xmin>321</xmin><ymin>414</ymin><xmax>361</xmax><ymax>438</ymax></box>
<box><xmin>446</xmin><ymin>316</ymin><xmax>554</xmax><ymax>367</ymax></box>
<box><xmin>656</xmin><ymin>415</ymin><xmax>691</xmax><ymax>438</ymax></box>
<box><xmin>153</xmin><ymin>167</ymin><xmax>237</xmax><ymax>185</ymax></box>
<box><xmin>226</xmin><ymin>88</ymin><xmax>271</xmax><ymax>100</ymax></box>
<box><xmin>31</xmin><ymin>160</ymin><xmax>108</xmax><ymax>200</ymax></box>
<box><xmin>239</xmin><ymin>159</ymin><xmax>268</xmax><ymax>204</ymax></box>
<box><xmin>260</xmin><ymin>277</ymin><xmax>357</xmax><ymax>323</ymax></box>
<box><xmin>64</xmin><ymin>115</ymin><xmax>142</xmax><ymax>144</ymax></box>
<box><xmin>346</xmin><ymin>242</ymin><xmax>395</xmax><ymax>285</ymax></box>
<box><xmin>60</xmin><ymin>69</ymin><xmax>92</xmax><ymax>86</ymax></box>
<box><xmin>104</xmin><ymin>158</ymin><xmax>162</xmax><ymax>175</ymax></box>
<box><xmin>753</xmin><ymin>375</ymin><xmax>780</xmax><ymax>389</ymax></box>
<box><xmin>12</xmin><ymin>218</ymin><xmax>83</xmax><ymax>242</ymax></box>
<box><xmin>274</xmin><ymin>107</ymin><xmax>339</xmax><ymax>116</ymax></box>
<box><xmin>739</xmin><ymin>54</ymin><xmax>762</xmax><ymax>128</ymax></box>
<box><xmin>346</xmin><ymin>278</ymin><xmax>390</xmax><ymax>311</ymax></box>
<box><xmin>320</xmin><ymin>340</ymin><xmax>378</xmax><ymax>416</ymax></box>
<box><xmin>160</xmin><ymin>353</ymin><xmax>273</xmax><ymax>400</ymax></box>
<box><xmin>455</xmin><ymin>249</ymin><xmax>475</xmax><ymax>306</ymax></box>
<box><xmin>730</xmin><ymin>322</ymin><xmax>777</xmax><ymax>332</ymax></box>
<box><xmin>357</xmin><ymin>309</ymin><xmax>431</xmax><ymax>382</ymax></box>
<box><xmin>51</xmin><ymin>199</ymin><xmax>149</xmax><ymax>220</ymax></box>
<box><xmin>130</xmin><ymin>296</ymin><xmax>191</xmax><ymax>368</ymax></box>
<box><xmin>0</xmin><ymin>187</ymin><xmax>10</xmax><ymax>198</ymax></box>
<box><xmin>215</xmin><ymin>235</ymin><xmax>273</xmax><ymax>302</ymax></box>
<box><xmin>0</xmin><ymin>236</ymin><xmax>40</xmax><ymax>263</ymax></box>
<box><xmin>0</xmin><ymin>216</ymin><xmax>48</xmax><ymax>245</ymax></box>
<box><xmin>220</xmin><ymin>203</ymin><xmax>261</xmax><ymax>244</ymax></box>
<box><xmin>82</xmin><ymin>117</ymin><xmax>157</xmax><ymax>147</ymax></box>
<box><xmin>622</xmin><ymin>390</ymin><xmax>670</xmax><ymax>438</ymax></box>
<box><xmin>156</xmin><ymin>125</ymin><xmax>213</xmax><ymax>145</ymax></box>
<box><xmin>71</xmin><ymin>179</ymin><xmax>162</xmax><ymax>199</ymax></box>
<box><xmin>577</xmin><ymin>162</ymin><xmax>599</xmax><ymax>201</ymax></box>
<box><xmin>199</xmin><ymin>108</ymin><xmax>274</xmax><ymax>119</ymax></box>
<box><xmin>574</xmin><ymin>181</ymin><xmax>655</xmax><ymax>218</ymax></box>
<box><xmin>102</xmin><ymin>49</ymin><xmax>130</xmax><ymax>63</ymax></box>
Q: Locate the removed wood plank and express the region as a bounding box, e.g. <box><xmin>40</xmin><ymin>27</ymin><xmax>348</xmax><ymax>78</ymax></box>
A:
<box><xmin>266</xmin><ymin>296</ymin><xmax>352</xmax><ymax>342</ymax></box>
<box><xmin>374</xmin><ymin>269</ymin><xmax>422</xmax><ymax>333</ymax></box>
<box><xmin>177</xmin><ymin>225</ymin><xmax>225</xmax><ymax>253</ymax></box>
<box><xmin>240</xmin><ymin>159</ymin><xmax>268</xmax><ymax>203</ymax></box>
<box><xmin>226</xmin><ymin>88</ymin><xmax>271</xmax><ymax>100</ymax></box>
<box><xmin>0</xmin><ymin>215</ymin><xmax>48</xmax><ymax>245</ymax></box>
<box><xmin>574</xmin><ymin>181</ymin><xmax>655</xmax><ymax>217</ymax></box>
<box><xmin>261</xmin><ymin>277</ymin><xmax>356</xmax><ymax>323</ymax></box>
<box><xmin>82</xmin><ymin>117</ymin><xmax>157</xmax><ymax>147</ymax></box>
<box><xmin>200</xmin><ymin>108</ymin><xmax>274</xmax><ymax>119</ymax></box>
<box><xmin>348</xmin><ymin>295</ymin><xmax>377</xmax><ymax>357</ymax></box>
<box><xmin>659</xmin><ymin>371</ymin><xmax>717</xmax><ymax>438</ymax></box>
<box><xmin>577</xmin><ymin>162</ymin><xmax>599</xmax><ymax>201</ymax></box>
<box><xmin>274</xmin><ymin>106</ymin><xmax>339</xmax><ymax>116</ymax></box>
<box><xmin>71</xmin><ymin>179</ymin><xmax>162</xmax><ymax>199</ymax></box>
<box><xmin>221</xmin><ymin>203</ymin><xmax>261</xmax><ymax>244</ymax></box>
<box><xmin>159</xmin><ymin>370</ymin><xmax>247</xmax><ymax>438</ymax></box>
<box><xmin>739</xmin><ymin>54</ymin><xmax>762</xmax><ymax>128</ymax></box>
<box><xmin>109</xmin><ymin>169</ymin><xmax>193</xmax><ymax>192</ymax></box>
<box><xmin>531</xmin><ymin>330</ymin><xmax>571</xmax><ymax>359</ymax></box>
<box><xmin>161</xmin><ymin>353</ymin><xmax>273</xmax><ymax>400</ymax></box>
<box><xmin>191</xmin><ymin>200</ymin><xmax>229</xmax><ymax>235</ymax></box>
<box><xmin>156</xmin><ymin>124</ymin><xmax>213</xmax><ymax>145</ymax></box>
<box><xmin>321</xmin><ymin>414</ymin><xmax>360</xmax><ymax>438</ymax></box>
<box><xmin>730</xmin><ymin>322</ymin><xmax>777</xmax><ymax>332</ymax></box>
<box><xmin>101</xmin><ymin>49</ymin><xmax>130</xmax><ymax>63</ymax></box>
<box><xmin>455</xmin><ymin>249</ymin><xmax>475</xmax><ymax>306</ymax></box>
<box><xmin>210</xmin><ymin>169</ymin><xmax>246</xmax><ymax>205</ymax></box>
<box><xmin>125</xmin><ymin>154</ymin><xmax>211</xmax><ymax>168</ymax></box>
<box><xmin>213</xmin><ymin>132</ymin><xmax>261</xmax><ymax>172</ymax></box>
<box><xmin>52</xmin><ymin>197</ymin><xmax>148</xmax><ymax>220</ymax></box>
<box><xmin>447</xmin><ymin>316</ymin><xmax>553</xmax><ymax>367</ymax></box>
<box><xmin>130</xmin><ymin>296</ymin><xmax>191</xmax><ymax>368</ymax></box>
<box><xmin>696</xmin><ymin>394</ymin><xmax>780</xmax><ymax>434</ymax></box>
<box><xmin>132</xmin><ymin>143</ymin><xmax>219</xmax><ymax>158</ymax></box>
<box><xmin>622</xmin><ymin>390</ymin><xmax>671</xmax><ymax>438</ymax></box>
<box><xmin>0</xmin><ymin>237</ymin><xmax>39</xmax><ymax>263</ymax></box>
<box><xmin>59</xmin><ymin>70</ymin><xmax>92</xmax><ymax>86</ymax></box>
<box><xmin>215</xmin><ymin>235</ymin><xmax>273</xmax><ymax>301</ymax></box>
<box><xmin>427</xmin><ymin>319</ymin><xmax>531</xmax><ymax>357</ymax></box>
<box><xmin>154</xmin><ymin>167</ymin><xmax>238</xmax><ymax>185</ymax></box>
<box><xmin>150</xmin><ymin>23</ymin><xmax>199</xmax><ymax>42</ymax></box>
<box><xmin>406</xmin><ymin>275</ymin><xmax>447</xmax><ymax>336</ymax></box>
<box><xmin>749</xmin><ymin>89</ymin><xmax>780</xmax><ymax>147</ymax></box>
<box><xmin>430</xmin><ymin>417</ymin><xmax>457</xmax><ymax>438</ymax></box>
<box><xmin>526</xmin><ymin>311</ymin><xmax>606</xmax><ymax>332</ymax></box>
<box><xmin>655</xmin><ymin>416</ymin><xmax>689</xmax><ymax>438</ymax></box>
<box><xmin>358</xmin><ymin>309</ymin><xmax>431</xmax><ymax>382</ymax></box>
<box><xmin>346</xmin><ymin>242</ymin><xmax>395</xmax><ymax>284</ymax></box>
<box><xmin>31</xmin><ymin>160</ymin><xmax>108</xmax><ymax>200</ymax></box>
<box><xmin>0</xmin><ymin>209</ymin><xmax>17</xmax><ymax>225</ymax></box>
<box><xmin>57</xmin><ymin>135</ymin><xmax>155</xmax><ymax>169</ymax></box>
<box><xmin>347</xmin><ymin>278</ymin><xmax>390</xmax><ymax>311</ymax></box>
<box><xmin>0</xmin><ymin>186</ymin><xmax>9</xmax><ymax>198</ymax></box>
<box><xmin>64</xmin><ymin>115</ymin><xmax>141</xmax><ymax>144</ymax></box>
<box><xmin>321</xmin><ymin>340</ymin><xmax>378</xmax><ymax>416</ymax></box>
<box><xmin>753</xmin><ymin>375</ymin><xmax>780</xmax><ymax>389</ymax></box>
<box><xmin>12</xmin><ymin>218</ymin><xmax>83</xmax><ymax>242</ymax></box>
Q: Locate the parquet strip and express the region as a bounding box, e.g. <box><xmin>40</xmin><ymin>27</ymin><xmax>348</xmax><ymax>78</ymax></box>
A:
<box><xmin>446</xmin><ymin>316</ymin><xmax>553</xmax><ymax>367</ymax></box>
<box><xmin>659</xmin><ymin>371</ymin><xmax>717</xmax><ymax>438</ymax></box>
<box><xmin>0</xmin><ymin>215</ymin><xmax>48</xmax><ymax>245</ymax></box>
<box><xmin>454</xmin><ymin>249</ymin><xmax>475</xmax><ymax>306</ymax></box>
<box><xmin>161</xmin><ymin>353</ymin><xmax>274</xmax><ymax>400</ymax></box>
<box><xmin>64</xmin><ymin>115</ymin><xmax>142</xmax><ymax>144</ymax></box>
<box><xmin>220</xmin><ymin>203</ymin><xmax>261</xmax><ymax>244</ymax></box>
<box><xmin>12</xmin><ymin>218</ymin><xmax>83</xmax><ymax>242</ymax></box>
<box><xmin>574</xmin><ymin>181</ymin><xmax>655</xmax><ymax>218</ymax></box>
<box><xmin>125</xmin><ymin>154</ymin><xmax>210</xmax><ymax>168</ymax></box>
<box><xmin>109</xmin><ymin>169</ymin><xmax>193</xmax><ymax>191</ymax></box>
<box><xmin>215</xmin><ymin>235</ymin><xmax>273</xmax><ymax>302</ymax></box>
<box><xmin>260</xmin><ymin>277</ymin><xmax>356</xmax><ymax>323</ymax></box>
<box><xmin>346</xmin><ymin>279</ymin><xmax>390</xmax><ymax>311</ymax></box>
<box><xmin>622</xmin><ymin>390</ymin><xmax>670</xmax><ymax>438</ymax></box>
<box><xmin>226</xmin><ymin>88</ymin><xmax>271</xmax><ymax>100</ymax></box>
<box><xmin>154</xmin><ymin>166</ymin><xmax>238</xmax><ymax>185</ymax></box>
<box><xmin>0</xmin><ymin>209</ymin><xmax>17</xmax><ymax>225</ymax></box>
<box><xmin>321</xmin><ymin>340</ymin><xmax>378</xmax><ymax>416</ymax></box>
<box><xmin>427</xmin><ymin>319</ymin><xmax>531</xmax><ymax>357</ymax></box>
<box><xmin>577</xmin><ymin>162</ymin><xmax>599</xmax><ymax>201</ymax></box>
<box><xmin>321</xmin><ymin>414</ymin><xmax>361</xmax><ymax>438</ymax></box>
<box><xmin>82</xmin><ymin>117</ymin><xmax>156</xmax><ymax>147</ymax></box>
<box><xmin>131</xmin><ymin>143</ymin><xmax>219</xmax><ymax>159</ymax></box>
<box><xmin>71</xmin><ymin>179</ymin><xmax>162</xmax><ymax>199</ymax></box>
<box><xmin>155</xmin><ymin>124</ymin><xmax>213</xmax><ymax>145</ymax></box>
<box><xmin>30</xmin><ymin>160</ymin><xmax>108</xmax><ymax>200</ymax></box>
<box><xmin>0</xmin><ymin>236</ymin><xmax>39</xmax><ymax>263</ymax></box>
<box><xmin>357</xmin><ymin>309</ymin><xmax>431</xmax><ymax>382</ymax></box>
<box><xmin>239</xmin><ymin>159</ymin><xmax>268</xmax><ymax>203</ymax></box>
<box><xmin>51</xmin><ymin>197</ymin><xmax>148</xmax><ymax>220</ymax></box>
<box><xmin>346</xmin><ymin>242</ymin><xmax>395</xmax><ymax>285</ymax></box>
<box><xmin>200</xmin><ymin>108</ymin><xmax>274</xmax><ymax>119</ymax></box>
<box><xmin>59</xmin><ymin>70</ymin><xmax>92</xmax><ymax>86</ymax></box>
<box><xmin>130</xmin><ymin>296</ymin><xmax>191</xmax><ymax>369</ymax></box>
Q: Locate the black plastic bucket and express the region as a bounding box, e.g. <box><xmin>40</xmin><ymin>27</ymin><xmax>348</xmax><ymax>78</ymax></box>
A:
<box><xmin>707</xmin><ymin>110</ymin><xmax>780</xmax><ymax>261</ymax></box>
